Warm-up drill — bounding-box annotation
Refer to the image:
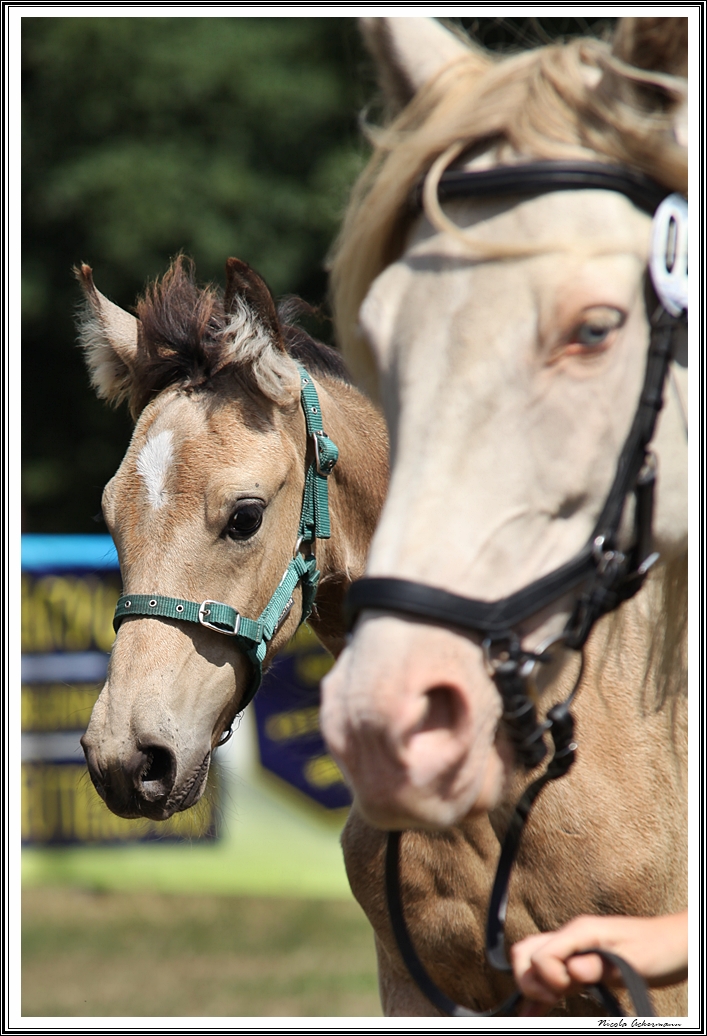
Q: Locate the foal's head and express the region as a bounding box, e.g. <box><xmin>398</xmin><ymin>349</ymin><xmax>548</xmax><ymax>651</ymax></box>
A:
<box><xmin>78</xmin><ymin>257</ymin><xmax>342</xmax><ymax>820</ymax></box>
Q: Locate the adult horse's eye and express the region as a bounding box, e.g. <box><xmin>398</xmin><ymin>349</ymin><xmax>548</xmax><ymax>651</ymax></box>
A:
<box><xmin>568</xmin><ymin>307</ymin><xmax>624</xmax><ymax>354</ymax></box>
<box><xmin>225</xmin><ymin>502</ymin><xmax>264</xmax><ymax>540</ymax></box>
<box><xmin>577</xmin><ymin>323</ymin><xmax>611</xmax><ymax>346</ymax></box>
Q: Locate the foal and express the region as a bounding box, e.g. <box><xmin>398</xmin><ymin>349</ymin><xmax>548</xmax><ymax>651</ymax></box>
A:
<box><xmin>78</xmin><ymin>256</ymin><xmax>388</xmax><ymax>822</ymax></box>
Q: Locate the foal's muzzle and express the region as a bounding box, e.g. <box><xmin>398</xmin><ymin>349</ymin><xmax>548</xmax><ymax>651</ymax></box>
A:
<box><xmin>81</xmin><ymin>736</ymin><xmax>178</xmax><ymax>820</ymax></box>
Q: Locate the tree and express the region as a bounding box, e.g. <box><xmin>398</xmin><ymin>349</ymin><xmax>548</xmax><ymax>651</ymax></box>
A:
<box><xmin>22</xmin><ymin>16</ymin><xmax>615</xmax><ymax>532</ymax></box>
<box><xmin>22</xmin><ymin>16</ymin><xmax>369</xmax><ymax>530</ymax></box>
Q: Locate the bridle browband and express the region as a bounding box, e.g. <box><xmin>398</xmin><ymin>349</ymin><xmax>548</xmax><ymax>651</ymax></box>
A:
<box><xmin>112</xmin><ymin>364</ymin><xmax>339</xmax><ymax>714</ymax></box>
<box><xmin>345</xmin><ymin>162</ymin><xmax>687</xmax><ymax>1018</ymax></box>
<box><xmin>431</xmin><ymin>159</ymin><xmax>670</xmax><ymax>214</ymax></box>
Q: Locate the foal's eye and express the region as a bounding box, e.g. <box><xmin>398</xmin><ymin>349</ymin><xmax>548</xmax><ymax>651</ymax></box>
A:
<box><xmin>567</xmin><ymin>307</ymin><xmax>625</xmax><ymax>354</ymax></box>
<box><xmin>225</xmin><ymin>502</ymin><xmax>264</xmax><ymax>540</ymax></box>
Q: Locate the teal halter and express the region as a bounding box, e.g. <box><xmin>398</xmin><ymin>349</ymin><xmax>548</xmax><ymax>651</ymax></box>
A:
<box><xmin>112</xmin><ymin>364</ymin><xmax>339</xmax><ymax>711</ymax></box>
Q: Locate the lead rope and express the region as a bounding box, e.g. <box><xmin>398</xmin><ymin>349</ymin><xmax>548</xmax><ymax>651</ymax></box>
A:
<box><xmin>385</xmin><ymin>651</ymin><xmax>655</xmax><ymax>1018</ymax></box>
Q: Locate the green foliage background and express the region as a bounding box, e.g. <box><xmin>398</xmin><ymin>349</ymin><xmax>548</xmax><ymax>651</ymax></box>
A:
<box><xmin>22</xmin><ymin>16</ymin><xmax>616</xmax><ymax>533</ymax></box>
<box><xmin>22</xmin><ymin>17</ymin><xmax>371</xmax><ymax>531</ymax></box>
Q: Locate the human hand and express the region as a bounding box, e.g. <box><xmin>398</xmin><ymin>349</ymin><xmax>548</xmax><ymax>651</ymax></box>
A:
<box><xmin>510</xmin><ymin>911</ymin><xmax>687</xmax><ymax>1016</ymax></box>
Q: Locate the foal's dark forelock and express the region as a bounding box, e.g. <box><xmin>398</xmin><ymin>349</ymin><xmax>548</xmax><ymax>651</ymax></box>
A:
<box><xmin>130</xmin><ymin>256</ymin><xmax>350</xmax><ymax>416</ymax></box>
<box><xmin>132</xmin><ymin>257</ymin><xmax>227</xmax><ymax>413</ymax></box>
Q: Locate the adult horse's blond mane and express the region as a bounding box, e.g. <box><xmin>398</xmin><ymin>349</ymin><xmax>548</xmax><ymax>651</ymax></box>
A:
<box><xmin>331</xmin><ymin>21</ymin><xmax>687</xmax><ymax>387</ymax></box>
<box><xmin>330</xmin><ymin>17</ymin><xmax>687</xmax><ymax>720</ymax></box>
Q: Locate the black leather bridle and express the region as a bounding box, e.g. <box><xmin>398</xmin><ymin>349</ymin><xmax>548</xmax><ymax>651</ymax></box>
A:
<box><xmin>344</xmin><ymin>162</ymin><xmax>687</xmax><ymax>1017</ymax></box>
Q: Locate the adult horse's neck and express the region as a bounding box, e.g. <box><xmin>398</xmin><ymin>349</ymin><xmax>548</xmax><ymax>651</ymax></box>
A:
<box><xmin>488</xmin><ymin>549</ymin><xmax>688</xmax><ymax>839</ymax></box>
<box><xmin>600</xmin><ymin>550</ymin><xmax>687</xmax><ymax>713</ymax></box>
<box><xmin>300</xmin><ymin>372</ymin><xmax>389</xmax><ymax>658</ymax></box>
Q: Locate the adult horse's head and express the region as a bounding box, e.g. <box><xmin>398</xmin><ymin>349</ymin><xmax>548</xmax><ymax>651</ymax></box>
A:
<box><xmin>322</xmin><ymin>17</ymin><xmax>688</xmax><ymax>829</ymax></box>
<box><xmin>78</xmin><ymin>256</ymin><xmax>386</xmax><ymax>821</ymax></box>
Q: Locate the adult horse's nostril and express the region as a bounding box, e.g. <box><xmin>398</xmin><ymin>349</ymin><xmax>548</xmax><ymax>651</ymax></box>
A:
<box><xmin>415</xmin><ymin>685</ymin><xmax>464</xmax><ymax>735</ymax></box>
<box><xmin>135</xmin><ymin>745</ymin><xmax>176</xmax><ymax>802</ymax></box>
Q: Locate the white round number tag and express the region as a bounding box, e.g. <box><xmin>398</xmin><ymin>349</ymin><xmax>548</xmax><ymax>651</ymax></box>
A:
<box><xmin>650</xmin><ymin>193</ymin><xmax>688</xmax><ymax>317</ymax></box>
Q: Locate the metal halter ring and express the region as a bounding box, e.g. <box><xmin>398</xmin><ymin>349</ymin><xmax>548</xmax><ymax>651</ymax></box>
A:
<box><xmin>216</xmin><ymin>724</ymin><xmax>234</xmax><ymax>747</ymax></box>
<box><xmin>517</xmin><ymin>631</ymin><xmax>569</xmax><ymax>680</ymax></box>
<box><xmin>482</xmin><ymin>631</ymin><xmax>566</xmax><ymax>680</ymax></box>
<box><xmin>313</xmin><ymin>431</ymin><xmax>337</xmax><ymax>476</ymax></box>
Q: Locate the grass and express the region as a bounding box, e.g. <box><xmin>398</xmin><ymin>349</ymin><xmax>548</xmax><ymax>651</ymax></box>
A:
<box><xmin>21</xmin><ymin>887</ymin><xmax>382</xmax><ymax>1018</ymax></box>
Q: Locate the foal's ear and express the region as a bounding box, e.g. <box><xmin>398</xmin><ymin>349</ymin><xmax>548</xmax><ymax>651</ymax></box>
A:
<box><xmin>612</xmin><ymin>17</ymin><xmax>688</xmax><ymax>78</ymax></box>
<box><xmin>75</xmin><ymin>265</ymin><xmax>139</xmax><ymax>406</ymax></box>
<box><xmin>224</xmin><ymin>257</ymin><xmax>284</xmax><ymax>349</ymax></box>
<box><xmin>222</xmin><ymin>257</ymin><xmax>299</xmax><ymax>405</ymax></box>
<box><xmin>360</xmin><ymin>17</ymin><xmax>485</xmax><ymax>116</ymax></box>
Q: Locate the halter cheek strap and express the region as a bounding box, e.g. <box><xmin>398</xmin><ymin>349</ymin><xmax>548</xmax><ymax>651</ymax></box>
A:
<box><xmin>112</xmin><ymin>363</ymin><xmax>339</xmax><ymax>711</ymax></box>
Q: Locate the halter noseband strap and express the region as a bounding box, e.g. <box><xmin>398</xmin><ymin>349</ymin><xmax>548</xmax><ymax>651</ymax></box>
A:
<box><xmin>112</xmin><ymin>364</ymin><xmax>339</xmax><ymax>711</ymax></box>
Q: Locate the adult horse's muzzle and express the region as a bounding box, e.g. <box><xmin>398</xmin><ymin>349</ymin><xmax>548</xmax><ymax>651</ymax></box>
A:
<box><xmin>320</xmin><ymin>615</ymin><xmax>511</xmax><ymax>829</ymax></box>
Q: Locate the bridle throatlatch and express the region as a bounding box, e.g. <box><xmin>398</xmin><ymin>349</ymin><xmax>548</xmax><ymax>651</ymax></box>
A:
<box><xmin>344</xmin><ymin>163</ymin><xmax>687</xmax><ymax>1017</ymax></box>
<box><xmin>112</xmin><ymin>364</ymin><xmax>339</xmax><ymax>712</ymax></box>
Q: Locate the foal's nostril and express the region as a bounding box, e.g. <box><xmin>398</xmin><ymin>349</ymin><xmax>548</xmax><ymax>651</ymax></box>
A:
<box><xmin>136</xmin><ymin>745</ymin><xmax>176</xmax><ymax>801</ymax></box>
<box><xmin>141</xmin><ymin>746</ymin><xmax>173</xmax><ymax>784</ymax></box>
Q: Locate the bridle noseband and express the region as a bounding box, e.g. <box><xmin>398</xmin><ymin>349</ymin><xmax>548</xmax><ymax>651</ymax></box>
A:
<box><xmin>345</xmin><ymin>162</ymin><xmax>687</xmax><ymax>1017</ymax></box>
<box><xmin>112</xmin><ymin>364</ymin><xmax>339</xmax><ymax>713</ymax></box>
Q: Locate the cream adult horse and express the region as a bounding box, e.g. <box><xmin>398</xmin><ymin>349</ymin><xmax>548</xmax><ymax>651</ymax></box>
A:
<box><xmin>322</xmin><ymin>17</ymin><xmax>688</xmax><ymax>1015</ymax></box>
<box><xmin>78</xmin><ymin>256</ymin><xmax>387</xmax><ymax>821</ymax></box>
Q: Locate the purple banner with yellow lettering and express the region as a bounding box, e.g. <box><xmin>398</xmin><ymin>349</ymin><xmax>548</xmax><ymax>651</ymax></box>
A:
<box><xmin>253</xmin><ymin>625</ymin><xmax>352</xmax><ymax>810</ymax></box>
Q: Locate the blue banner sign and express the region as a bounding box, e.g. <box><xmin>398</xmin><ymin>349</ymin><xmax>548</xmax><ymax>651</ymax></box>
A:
<box><xmin>21</xmin><ymin>535</ymin><xmax>219</xmax><ymax>844</ymax></box>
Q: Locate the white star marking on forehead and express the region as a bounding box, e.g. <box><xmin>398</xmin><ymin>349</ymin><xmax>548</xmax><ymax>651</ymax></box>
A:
<box><xmin>136</xmin><ymin>430</ymin><xmax>174</xmax><ymax>510</ymax></box>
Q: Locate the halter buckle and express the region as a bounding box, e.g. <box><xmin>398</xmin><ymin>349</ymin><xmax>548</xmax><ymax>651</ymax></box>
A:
<box><xmin>198</xmin><ymin>600</ymin><xmax>241</xmax><ymax>636</ymax></box>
